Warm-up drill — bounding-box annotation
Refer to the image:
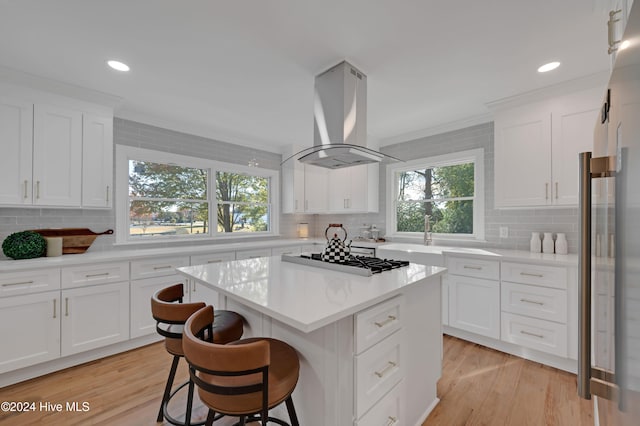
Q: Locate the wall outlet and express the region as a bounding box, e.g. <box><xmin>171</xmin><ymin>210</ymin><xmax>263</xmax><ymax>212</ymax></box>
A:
<box><xmin>499</xmin><ymin>226</ymin><xmax>509</xmax><ymax>238</ymax></box>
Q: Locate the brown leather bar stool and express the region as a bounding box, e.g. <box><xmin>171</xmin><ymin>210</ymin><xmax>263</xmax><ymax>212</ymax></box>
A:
<box><xmin>183</xmin><ymin>305</ymin><xmax>300</xmax><ymax>426</ymax></box>
<box><xmin>151</xmin><ymin>284</ymin><xmax>244</xmax><ymax>426</ymax></box>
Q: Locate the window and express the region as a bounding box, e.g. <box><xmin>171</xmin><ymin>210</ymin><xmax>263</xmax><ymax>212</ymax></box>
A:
<box><xmin>115</xmin><ymin>146</ymin><xmax>279</xmax><ymax>243</ymax></box>
<box><xmin>386</xmin><ymin>149</ymin><xmax>484</xmax><ymax>241</ymax></box>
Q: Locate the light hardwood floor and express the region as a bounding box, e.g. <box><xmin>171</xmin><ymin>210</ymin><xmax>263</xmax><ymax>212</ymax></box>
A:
<box><xmin>0</xmin><ymin>336</ymin><xmax>592</xmax><ymax>425</ymax></box>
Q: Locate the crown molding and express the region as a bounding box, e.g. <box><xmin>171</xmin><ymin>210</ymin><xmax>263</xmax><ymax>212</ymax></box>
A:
<box><xmin>485</xmin><ymin>70</ymin><xmax>610</xmax><ymax>112</ymax></box>
<box><xmin>0</xmin><ymin>65</ymin><xmax>123</xmax><ymax>109</ymax></box>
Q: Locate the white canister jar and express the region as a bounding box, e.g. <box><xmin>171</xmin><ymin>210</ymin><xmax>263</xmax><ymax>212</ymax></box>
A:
<box><xmin>530</xmin><ymin>232</ymin><xmax>541</xmax><ymax>253</ymax></box>
<box><xmin>542</xmin><ymin>232</ymin><xmax>555</xmax><ymax>254</ymax></box>
<box><xmin>555</xmin><ymin>233</ymin><xmax>568</xmax><ymax>255</ymax></box>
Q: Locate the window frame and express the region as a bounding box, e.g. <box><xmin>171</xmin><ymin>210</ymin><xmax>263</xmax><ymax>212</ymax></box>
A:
<box><xmin>115</xmin><ymin>146</ymin><xmax>279</xmax><ymax>244</ymax></box>
<box><xmin>386</xmin><ymin>148</ymin><xmax>485</xmax><ymax>243</ymax></box>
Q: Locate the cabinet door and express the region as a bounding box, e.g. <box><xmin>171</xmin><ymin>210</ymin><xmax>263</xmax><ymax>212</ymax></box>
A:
<box><xmin>552</xmin><ymin>110</ymin><xmax>600</xmax><ymax>204</ymax></box>
<box><xmin>131</xmin><ymin>275</ymin><xmax>187</xmax><ymax>339</ymax></box>
<box><xmin>0</xmin><ymin>97</ymin><xmax>32</xmax><ymax>205</ymax></box>
<box><xmin>327</xmin><ymin>168</ymin><xmax>351</xmax><ymax>212</ymax></box>
<box><xmin>448</xmin><ymin>275</ymin><xmax>500</xmax><ymax>338</ymax></box>
<box><xmin>33</xmin><ymin>104</ymin><xmax>82</xmax><ymax>206</ymax></box>
<box><xmin>82</xmin><ymin>114</ymin><xmax>113</xmax><ymax>208</ymax></box>
<box><xmin>0</xmin><ymin>292</ymin><xmax>60</xmax><ymax>374</ymax></box>
<box><xmin>494</xmin><ymin>108</ymin><xmax>551</xmax><ymax>207</ymax></box>
<box><xmin>61</xmin><ymin>281</ymin><xmax>129</xmax><ymax>356</ymax></box>
<box><xmin>304</xmin><ymin>164</ymin><xmax>328</xmax><ymax>212</ymax></box>
<box><xmin>282</xmin><ymin>157</ymin><xmax>305</xmax><ymax>213</ymax></box>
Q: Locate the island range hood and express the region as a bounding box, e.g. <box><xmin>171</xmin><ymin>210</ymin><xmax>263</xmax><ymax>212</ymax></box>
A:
<box><xmin>292</xmin><ymin>61</ymin><xmax>401</xmax><ymax>170</ymax></box>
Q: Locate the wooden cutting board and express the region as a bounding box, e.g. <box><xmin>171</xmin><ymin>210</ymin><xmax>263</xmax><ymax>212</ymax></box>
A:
<box><xmin>30</xmin><ymin>228</ymin><xmax>114</xmax><ymax>254</ymax></box>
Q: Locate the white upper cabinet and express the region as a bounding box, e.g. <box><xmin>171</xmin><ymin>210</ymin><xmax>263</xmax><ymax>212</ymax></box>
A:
<box><xmin>493</xmin><ymin>87</ymin><xmax>601</xmax><ymax>208</ymax></box>
<box><xmin>0</xmin><ymin>96</ymin><xmax>33</xmax><ymax>205</ymax></box>
<box><xmin>82</xmin><ymin>114</ymin><xmax>113</xmax><ymax>208</ymax></box>
<box><xmin>0</xmin><ymin>87</ymin><xmax>114</xmax><ymax>208</ymax></box>
<box><xmin>327</xmin><ymin>163</ymin><xmax>378</xmax><ymax>213</ymax></box>
<box><xmin>33</xmin><ymin>103</ymin><xmax>83</xmax><ymax>206</ymax></box>
<box><xmin>281</xmin><ymin>154</ymin><xmax>305</xmax><ymax>213</ymax></box>
<box><xmin>303</xmin><ymin>164</ymin><xmax>328</xmax><ymax>213</ymax></box>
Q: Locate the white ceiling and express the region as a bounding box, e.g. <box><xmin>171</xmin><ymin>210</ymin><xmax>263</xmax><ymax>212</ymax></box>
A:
<box><xmin>0</xmin><ymin>0</ymin><xmax>612</xmax><ymax>153</ymax></box>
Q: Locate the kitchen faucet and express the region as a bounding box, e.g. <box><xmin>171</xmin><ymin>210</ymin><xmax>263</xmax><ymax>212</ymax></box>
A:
<box><xmin>424</xmin><ymin>215</ymin><xmax>432</xmax><ymax>246</ymax></box>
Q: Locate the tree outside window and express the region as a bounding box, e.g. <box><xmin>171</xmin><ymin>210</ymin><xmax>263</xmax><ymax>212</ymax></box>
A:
<box><xmin>396</xmin><ymin>162</ymin><xmax>474</xmax><ymax>234</ymax></box>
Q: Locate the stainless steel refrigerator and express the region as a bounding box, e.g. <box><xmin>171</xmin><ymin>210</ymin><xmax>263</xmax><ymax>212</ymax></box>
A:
<box><xmin>578</xmin><ymin>2</ymin><xmax>640</xmax><ymax>424</ymax></box>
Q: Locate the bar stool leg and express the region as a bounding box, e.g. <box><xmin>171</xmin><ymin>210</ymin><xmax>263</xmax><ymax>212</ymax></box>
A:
<box><xmin>285</xmin><ymin>396</ymin><xmax>299</xmax><ymax>426</ymax></box>
<box><xmin>158</xmin><ymin>355</ymin><xmax>180</xmax><ymax>422</ymax></box>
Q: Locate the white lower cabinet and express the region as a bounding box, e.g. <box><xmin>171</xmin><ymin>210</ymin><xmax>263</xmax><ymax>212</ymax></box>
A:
<box><xmin>130</xmin><ymin>256</ymin><xmax>190</xmax><ymax>338</ymax></box>
<box><xmin>501</xmin><ymin>312</ymin><xmax>568</xmax><ymax>357</ymax></box>
<box><xmin>448</xmin><ymin>274</ymin><xmax>500</xmax><ymax>339</ymax></box>
<box><xmin>356</xmin><ymin>381</ymin><xmax>402</xmax><ymax>426</ymax></box>
<box><xmin>61</xmin><ymin>281</ymin><xmax>129</xmax><ymax>356</ymax></box>
<box><xmin>0</xmin><ymin>291</ymin><xmax>60</xmax><ymax>374</ymax></box>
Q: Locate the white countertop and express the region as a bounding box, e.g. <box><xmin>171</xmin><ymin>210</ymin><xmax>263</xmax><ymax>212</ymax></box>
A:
<box><xmin>0</xmin><ymin>238</ymin><xmax>319</xmax><ymax>272</ymax></box>
<box><xmin>377</xmin><ymin>243</ymin><xmax>578</xmax><ymax>266</ymax></box>
<box><xmin>177</xmin><ymin>255</ymin><xmax>446</xmax><ymax>333</ymax></box>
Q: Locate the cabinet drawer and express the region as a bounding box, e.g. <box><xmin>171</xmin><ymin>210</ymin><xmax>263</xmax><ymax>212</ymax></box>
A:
<box><xmin>356</xmin><ymin>381</ymin><xmax>402</xmax><ymax>425</ymax></box>
<box><xmin>355</xmin><ymin>296</ymin><xmax>403</xmax><ymax>354</ymax></box>
<box><xmin>271</xmin><ymin>246</ymin><xmax>301</xmax><ymax>256</ymax></box>
<box><xmin>0</xmin><ymin>269</ymin><xmax>60</xmax><ymax>297</ymax></box>
<box><xmin>131</xmin><ymin>256</ymin><xmax>190</xmax><ymax>280</ymax></box>
<box><xmin>356</xmin><ymin>331</ymin><xmax>403</xmax><ymax>418</ymax></box>
<box><xmin>501</xmin><ymin>281</ymin><xmax>567</xmax><ymax>323</ymax></box>
<box><xmin>190</xmin><ymin>252</ymin><xmax>235</xmax><ymax>265</ymax></box>
<box><xmin>62</xmin><ymin>262</ymin><xmax>129</xmax><ymax>289</ymax></box>
<box><xmin>501</xmin><ymin>312</ymin><xmax>567</xmax><ymax>357</ymax></box>
<box><xmin>235</xmin><ymin>248</ymin><xmax>271</xmax><ymax>260</ymax></box>
<box><xmin>446</xmin><ymin>256</ymin><xmax>499</xmax><ymax>280</ymax></box>
<box><xmin>501</xmin><ymin>261</ymin><xmax>566</xmax><ymax>289</ymax></box>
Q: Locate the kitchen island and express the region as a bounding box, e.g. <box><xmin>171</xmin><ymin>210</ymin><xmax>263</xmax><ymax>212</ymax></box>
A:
<box><xmin>177</xmin><ymin>255</ymin><xmax>446</xmax><ymax>426</ymax></box>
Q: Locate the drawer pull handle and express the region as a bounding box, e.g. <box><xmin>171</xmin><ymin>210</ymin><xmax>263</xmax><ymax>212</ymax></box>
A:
<box><xmin>86</xmin><ymin>272</ymin><xmax>110</xmax><ymax>278</ymax></box>
<box><xmin>520</xmin><ymin>330</ymin><xmax>544</xmax><ymax>339</ymax></box>
<box><xmin>374</xmin><ymin>361</ymin><xmax>397</xmax><ymax>378</ymax></box>
<box><xmin>386</xmin><ymin>416</ymin><xmax>398</xmax><ymax>426</ymax></box>
<box><xmin>463</xmin><ymin>265</ymin><xmax>482</xmax><ymax>270</ymax></box>
<box><xmin>374</xmin><ymin>315</ymin><xmax>397</xmax><ymax>328</ymax></box>
<box><xmin>53</xmin><ymin>299</ymin><xmax>57</xmax><ymax>319</ymax></box>
<box><xmin>153</xmin><ymin>265</ymin><xmax>172</xmax><ymax>270</ymax></box>
<box><xmin>2</xmin><ymin>280</ymin><xmax>34</xmax><ymax>287</ymax></box>
<box><xmin>520</xmin><ymin>298</ymin><xmax>544</xmax><ymax>306</ymax></box>
<box><xmin>207</xmin><ymin>260</ymin><xmax>223</xmax><ymax>264</ymax></box>
<box><xmin>520</xmin><ymin>272</ymin><xmax>544</xmax><ymax>278</ymax></box>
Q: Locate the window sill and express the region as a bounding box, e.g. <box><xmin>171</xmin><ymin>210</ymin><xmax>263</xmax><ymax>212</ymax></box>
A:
<box><xmin>113</xmin><ymin>232</ymin><xmax>282</xmax><ymax>246</ymax></box>
<box><xmin>385</xmin><ymin>234</ymin><xmax>488</xmax><ymax>246</ymax></box>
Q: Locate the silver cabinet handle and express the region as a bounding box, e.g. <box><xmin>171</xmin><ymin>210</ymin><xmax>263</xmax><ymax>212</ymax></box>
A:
<box><xmin>520</xmin><ymin>330</ymin><xmax>544</xmax><ymax>339</ymax></box>
<box><xmin>374</xmin><ymin>361</ymin><xmax>397</xmax><ymax>378</ymax></box>
<box><xmin>23</xmin><ymin>180</ymin><xmax>28</xmax><ymax>199</ymax></box>
<box><xmin>386</xmin><ymin>416</ymin><xmax>398</xmax><ymax>426</ymax></box>
<box><xmin>2</xmin><ymin>280</ymin><xmax>34</xmax><ymax>287</ymax></box>
<box><xmin>106</xmin><ymin>185</ymin><xmax>110</xmax><ymax>204</ymax></box>
<box><xmin>520</xmin><ymin>272</ymin><xmax>544</xmax><ymax>278</ymax></box>
<box><xmin>53</xmin><ymin>299</ymin><xmax>57</xmax><ymax>319</ymax></box>
<box><xmin>207</xmin><ymin>259</ymin><xmax>222</xmax><ymax>264</ymax></box>
<box><xmin>374</xmin><ymin>315</ymin><xmax>397</xmax><ymax>328</ymax></box>
<box><xmin>65</xmin><ymin>297</ymin><xmax>69</xmax><ymax>316</ymax></box>
<box><xmin>192</xmin><ymin>281</ymin><xmax>196</xmax><ymax>293</ymax></box>
<box><xmin>153</xmin><ymin>265</ymin><xmax>172</xmax><ymax>270</ymax></box>
<box><xmin>36</xmin><ymin>180</ymin><xmax>40</xmax><ymax>199</ymax></box>
<box><xmin>555</xmin><ymin>182</ymin><xmax>559</xmax><ymax>199</ymax></box>
<box><xmin>463</xmin><ymin>265</ymin><xmax>482</xmax><ymax>270</ymax></box>
<box><xmin>545</xmin><ymin>182</ymin><xmax>549</xmax><ymax>200</ymax></box>
<box><xmin>520</xmin><ymin>298</ymin><xmax>544</xmax><ymax>306</ymax></box>
<box><xmin>86</xmin><ymin>272</ymin><xmax>109</xmax><ymax>278</ymax></box>
<box><xmin>608</xmin><ymin>9</ymin><xmax>622</xmax><ymax>54</ymax></box>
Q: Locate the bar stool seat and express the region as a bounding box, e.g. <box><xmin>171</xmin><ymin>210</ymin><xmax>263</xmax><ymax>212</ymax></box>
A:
<box><xmin>152</xmin><ymin>284</ymin><xmax>244</xmax><ymax>426</ymax></box>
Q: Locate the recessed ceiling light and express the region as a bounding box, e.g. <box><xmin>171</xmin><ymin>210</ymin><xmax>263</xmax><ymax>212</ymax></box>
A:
<box><xmin>620</xmin><ymin>40</ymin><xmax>631</xmax><ymax>50</ymax></box>
<box><xmin>537</xmin><ymin>61</ymin><xmax>560</xmax><ymax>73</ymax></box>
<box><xmin>107</xmin><ymin>60</ymin><xmax>130</xmax><ymax>72</ymax></box>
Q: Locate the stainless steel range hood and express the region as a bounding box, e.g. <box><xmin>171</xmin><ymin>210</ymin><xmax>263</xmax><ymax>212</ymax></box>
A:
<box><xmin>292</xmin><ymin>61</ymin><xmax>400</xmax><ymax>170</ymax></box>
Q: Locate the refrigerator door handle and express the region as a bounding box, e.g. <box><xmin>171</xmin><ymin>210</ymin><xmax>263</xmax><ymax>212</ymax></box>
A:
<box><xmin>578</xmin><ymin>152</ymin><xmax>619</xmax><ymax>401</ymax></box>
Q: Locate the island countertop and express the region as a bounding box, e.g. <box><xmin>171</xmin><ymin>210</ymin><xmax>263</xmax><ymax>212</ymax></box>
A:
<box><xmin>177</xmin><ymin>255</ymin><xmax>446</xmax><ymax>333</ymax></box>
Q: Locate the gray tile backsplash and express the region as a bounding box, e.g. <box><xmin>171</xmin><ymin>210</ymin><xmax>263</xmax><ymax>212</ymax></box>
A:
<box><xmin>0</xmin><ymin>119</ymin><xmax>580</xmax><ymax>260</ymax></box>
